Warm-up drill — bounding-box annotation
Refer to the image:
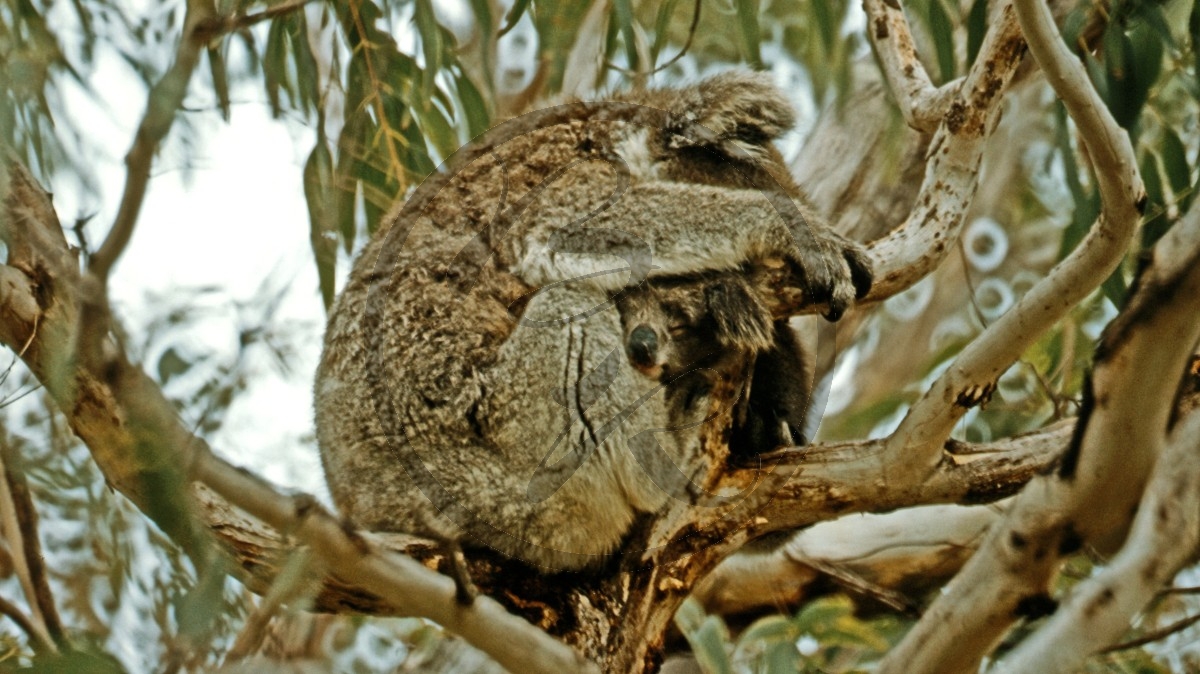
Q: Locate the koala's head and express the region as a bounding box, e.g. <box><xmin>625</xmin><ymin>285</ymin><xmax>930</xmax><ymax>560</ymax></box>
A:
<box><xmin>617</xmin><ymin>275</ymin><xmax>775</xmax><ymax>382</ymax></box>
<box><xmin>612</xmin><ymin>71</ymin><xmax>800</xmax><ymax>192</ymax></box>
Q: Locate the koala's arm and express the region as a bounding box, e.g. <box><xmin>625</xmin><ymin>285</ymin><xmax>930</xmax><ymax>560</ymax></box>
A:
<box><xmin>513</xmin><ymin>181</ymin><xmax>872</xmax><ymax>320</ymax></box>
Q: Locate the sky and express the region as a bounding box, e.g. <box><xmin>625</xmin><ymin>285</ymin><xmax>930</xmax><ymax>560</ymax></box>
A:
<box><xmin>50</xmin><ymin>18</ymin><xmax>330</xmax><ymax>495</ymax></box>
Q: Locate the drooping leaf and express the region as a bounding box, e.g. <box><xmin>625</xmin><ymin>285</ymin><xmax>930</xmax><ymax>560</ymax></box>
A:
<box><xmin>649</xmin><ymin>0</ymin><xmax>684</xmax><ymax>65</ymax></box>
<box><xmin>498</xmin><ymin>0</ymin><xmax>532</xmax><ymax>37</ymax></box>
<box><xmin>262</xmin><ymin>17</ymin><xmax>288</xmax><ymax>117</ymax></box>
<box><xmin>305</xmin><ymin>132</ymin><xmax>338</xmax><ymax>311</ymax></box>
<box><xmin>1139</xmin><ymin>152</ymin><xmax>1169</xmax><ymax>248</ymax></box>
<box><xmin>811</xmin><ymin>0</ymin><xmax>837</xmax><ymax>54</ymax></box>
<box><xmin>454</xmin><ymin>69</ymin><xmax>490</xmax><ymax>139</ymax></box>
<box><xmin>735</xmin><ymin>0</ymin><xmax>763</xmax><ymax>69</ymax></box>
<box><xmin>463</xmin><ymin>0</ymin><xmax>492</xmax><ymax>83</ymax></box>
<box><xmin>966</xmin><ymin>0</ymin><xmax>988</xmax><ymax>68</ymax></box>
<box><xmin>612</xmin><ymin>0</ymin><xmax>640</xmax><ymax>70</ymax></box>
<box><xmin>206</xmin><ymin>44</ymin><xmax>230</xmax><ymax>121</ymax></box>
<box><xmin>928</xmin><ymin>0</ymin><xmax>956</xmax><ymax>84</ymax></box>
<box><xmin>1161</xmin><ymin>128</ymin><xmax>1192</xmax><ymax>205</ymax></box>
<box><xmin>414</xmin><ymin>0</ymin><xmax>441</xmax><ymax>100</ymax></box>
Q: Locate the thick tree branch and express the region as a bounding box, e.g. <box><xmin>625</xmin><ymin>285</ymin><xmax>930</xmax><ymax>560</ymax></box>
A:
<box><xmin>695</xmin><ymin>503</ymin><xmax>1002</xmax><ymax>616</ymax></box>
<box><xmin>878</xmin><ymin>0</ymin><xmax>1144</xmax><ymax>484</ymax></box>
<box><xmin>880</xmin><ymin>182</ymin><xmax>1200</xmax><ymax>674</ymax></box>
<box><xmin>996</xmin><ymin>409</ymin><xmax>1200</xmax><ymax>672</ymax></box>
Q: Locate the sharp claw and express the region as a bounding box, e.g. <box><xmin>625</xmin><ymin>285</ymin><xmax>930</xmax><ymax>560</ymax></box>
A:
<box><xmin>846</xmin><ymin>250</ymin><xmax>874</xmax><ymax>299</ymax></box>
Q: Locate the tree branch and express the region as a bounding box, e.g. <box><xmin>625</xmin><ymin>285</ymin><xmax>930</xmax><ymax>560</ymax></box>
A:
<box><xmin>863</xmin><ymin>0</ymin><xmax>960</xmax><ymax>132</ymax></box>
<box><xmin>879</xmin><ymin>178</ymin><xmax>1200</xmax><ymax>674</ymax></box>
<box><xmin>695</xmin><ymin>503</ymin><xmax>1002</xmax><ymax>616</ymax></box>
<box><xmin>0</xmin><ymin>592</ymin><xmax>54</xmax><ymax>655</ymax></box>
<box><xmin>90</xmin><ymin>0</ymin><xmax>216</xmax><ymax>283</ymax></box>
<box><xmin>877</xmin><ymin>0</ymin><xmax>1144</xmax><ymax>484</ymax></box>
<box><xmin>0</xmin><ymin>439</ymin><xmax>64</xmax><ymax>648</ymax></box>
<box><xmin>858</xmin><ymin>0</ymin><xmax>1025</xmax><ymax>302</ymax></box>
<box><xmin>996</xmin><ymin>409</ymin><xmax>1200</xmax><ymax>671</ymax></box>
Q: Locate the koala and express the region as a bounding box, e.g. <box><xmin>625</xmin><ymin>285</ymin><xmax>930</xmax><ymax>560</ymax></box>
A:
<box><xmin>617</xmin><ymin>274</ymin><xmax>817</xmax><ymax>458</ymax></box>
<box><xmin>314</xmin><ymin>71</ymin><xmax>872</xmax><ymax>574</ymax></box>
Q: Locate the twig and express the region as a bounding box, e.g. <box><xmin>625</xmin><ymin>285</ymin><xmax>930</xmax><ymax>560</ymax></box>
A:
<box><xmin>863</xmin><ymin>0</ymin><xmax>961</xmax><ymax>132</ymax></box>
<box><xmin>0</xmin><ymin>593</ymin><xmax>54</xmax><ymax>655</ymax></box>
<box><xmin>90</xmin><ymin>0</ymin><xmax>216</xmax><ymax>284</ymax></box>
<box><xmin>1100</xmin><ymin>612</ymin><xmax>1200</xmax><ymax>654</ymax></box>
<box><xmin>646</xmin><ymin>0</ymin><xmax>702</xmax><ymax>76</ymax></box>
<box><xmin>0</xmin><ymin>441</ymin><xmax>64</xmax><ymax>648</ymax></box>
<box><xmin>224</xmin><ymin>548</ymin><xmax>320</xmax><ymax>662</ymax></box>
<box><xmin>195</xmin><ymin>0</ymin><xmax>319</xmax><ymax>39</ymax></box>
<box><xmin>0</xmin><ymin>439</ymin><xmax>55</xmax><ymax>655</ymax></box>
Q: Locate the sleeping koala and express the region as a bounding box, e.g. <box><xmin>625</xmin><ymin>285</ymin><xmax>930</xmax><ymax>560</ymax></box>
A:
<box><xmin>617</xmin><ymin>273</ymin><xmax>817</xmax><ymax>459</ymax></box>
<box><xmin>315</xmin><ymin>71</ymin><xmax>871</xmax><ymax>574</ymax></box>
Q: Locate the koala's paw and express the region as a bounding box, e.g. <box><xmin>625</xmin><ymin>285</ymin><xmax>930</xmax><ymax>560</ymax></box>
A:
<box><xmin>789</xmin><ymin>229</ymin><xmax>873</xmax><ymax>322</ymax></box>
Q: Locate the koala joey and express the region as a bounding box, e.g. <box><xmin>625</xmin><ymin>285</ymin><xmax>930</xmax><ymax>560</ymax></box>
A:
<box><xmin>617</xmin><ymin>274</ymin><xmax>817</xmax><ymax>459</ymax></box>
<box><xmin>315</xmin><ymin>71</ymin><xmax>872</xmax><ymax>575</ymax></box>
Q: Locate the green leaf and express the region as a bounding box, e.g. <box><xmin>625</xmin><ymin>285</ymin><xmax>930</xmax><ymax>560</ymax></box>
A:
<box><xmin>1139</xmin><ymin>152</ymin><xmax>1168</xmax><ymax>249</ymax></box>
<box><xmin>305</xmin><ymin>134</ymin><xmax>338</xmax><ymax>311</ymax></box>
<box><xmin>650</xmin><ymin>0</ymin><xmax>683</xmax><ymax>65</ymax></box>
<box><xmin>612</xmin><ymin>0</ymin><xmax>640</xmax><ymax>70</ymax></box>
<box><xmin>1191</xmin><ymin>0</ymin><xmax>1200</xmax><ymax>84</ymax></box>
<box><xmin>735</xmin><ymin>0</ymin><xmax>763</xmax><ymax>69</ymax></box>
<box><xmin>465</xmin><ymin>0</ymin><xmax>494</xmax><ymax>87</ymax></box>
<box><xmin>263</xmin><ymin>18</ymin><xmax>288</xmax><ymax>117</ymax></box>
<box><xmin>498</xmin><ymin>0</ymin><xmax>532</xmax><ymax>37</ymax></box>
<box><xmin>1161</xmin><ymin>128</ymin><xmax>1191</xmax><ymax>199</ymax></box>
<box><xmin>928</xmin><ymin>0</ymin><xmax>956</xmax><ymax>83</ymax></box>
<box><xmin>811</xmin><ymin>0</ymin><xmax>836</xmax><ymax>54</ymax></box>
<box><xmin>414</xmin><ymin>0</ymin><xmax>441</xmax><ymax>100</ymax></box>
<box><xmin>416</xmin><ymin>100</ymin><xmax>458</xmax><ymax>162</ymax></box>
<box><xmin>1102</xmin><ymin>263</ymin><xmax>1128</xmax><ymax>307</ymax></box>
<box><xmin>157</xmin><ymin>347</ymin><xmax>191</xmax><ymax>385</ymax></box>
<box><xmin>454</xmin><ymin>70</ymin><xmax>490</xmax><ymax>139</ymax></box>
<box><xmin>966</xmin><ymin>0</ymin><xmax>987</xmax><ymax>68</ymax></box>
<box><xmin>692</xmin><ymin>616</ymin><xmax>734</xmax><ymax>674</ymax></box>
<box><xmin>737</xmin><ymin>615</ymin><xmax>796</xmax><ymax>646</ymax></box>
<box><xmin>288</xmin><ymin>12</ymin><xmax>321</xmax><ymax>117</ymax></box>
<box><xmin>207</xmin><ymin>44</ymin><xmax>230</xmax><ymax>121</ymax></box>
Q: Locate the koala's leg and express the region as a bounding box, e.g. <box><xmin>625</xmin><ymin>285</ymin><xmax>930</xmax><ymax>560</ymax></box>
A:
<box><xmin>473</xmin><ymin>282</ymin><xmax>673</xmax><ymax>570</ymax></box>
<box><xmin>516</xmin><ymin>182</ymin><xmax>872</xmax><ymax>320</ymax></box>
<box><xmin>731</xmin><ymin>319</ymin><xmax>815</xmax><ymax>455</ymax></box>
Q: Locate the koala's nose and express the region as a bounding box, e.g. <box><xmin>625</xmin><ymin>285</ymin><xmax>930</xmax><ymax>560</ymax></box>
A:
<box><xmin>627</xmin><ymin>325</ymin><xmax>659</xmax><ymax>370</ymax></box>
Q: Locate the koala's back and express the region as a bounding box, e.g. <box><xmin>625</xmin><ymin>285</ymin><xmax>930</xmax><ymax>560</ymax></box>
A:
<box><xmin>314</xmin><ymin>105</ymin><xmax>690</xmax><ymax>569</ymax></box>
<box><xmin>313</xmin><ymin>71</ymin><xmax>857</xmax><ymax>570</ymax></box>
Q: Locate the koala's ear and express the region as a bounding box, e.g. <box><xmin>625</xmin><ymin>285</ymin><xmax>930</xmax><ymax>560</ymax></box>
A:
<box><xmin>668</xmin><ymin>71</ymin><xmax>796</xmax><ymax>161</ymax></box>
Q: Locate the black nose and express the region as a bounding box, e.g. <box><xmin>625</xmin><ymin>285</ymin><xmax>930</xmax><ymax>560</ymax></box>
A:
<box><xmin>627</xmin><ymin>325</ymin><xmax>659</xmax><ymax>368</ymax></box>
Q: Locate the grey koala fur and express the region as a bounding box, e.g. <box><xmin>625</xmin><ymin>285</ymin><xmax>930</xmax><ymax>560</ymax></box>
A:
<box><xmin>315</xmin><ymin>71</ymin><xmax>872</xmax><ymax>572</ymax></box>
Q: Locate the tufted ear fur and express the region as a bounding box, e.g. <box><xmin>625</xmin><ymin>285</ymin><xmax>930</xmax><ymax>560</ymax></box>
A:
<box><xmin>666</xmin><ymin>71</ymin><xmax>797</xmax><ymax>161</ymax></box>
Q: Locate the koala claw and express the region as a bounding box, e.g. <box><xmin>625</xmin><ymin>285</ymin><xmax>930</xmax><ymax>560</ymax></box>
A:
<box><xmin>790</xmin><ymin>231</ymin><xmax>874</xmax><ymax>322</ymax></box>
